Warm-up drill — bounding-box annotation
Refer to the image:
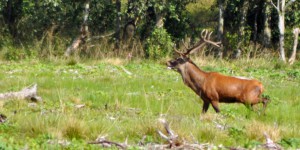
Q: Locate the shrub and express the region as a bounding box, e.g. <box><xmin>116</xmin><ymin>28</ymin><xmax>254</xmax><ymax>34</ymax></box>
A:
<box><xmin>144</xmin><ymin>27</ymin><xmax>174</xmax><ymax>59</ymax></box>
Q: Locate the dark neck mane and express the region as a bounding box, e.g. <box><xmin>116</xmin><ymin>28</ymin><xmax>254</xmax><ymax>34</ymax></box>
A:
<box><xmin>179</xmin><ymin>60</ymin><xmax>207</xmax><ymax>93</ymax></box>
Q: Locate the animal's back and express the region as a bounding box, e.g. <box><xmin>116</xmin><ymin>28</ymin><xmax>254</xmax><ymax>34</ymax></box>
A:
<box><xmin>202</xmin><ymin>72</ymin><xmax>263</xmax><ymax>104</ymax></box>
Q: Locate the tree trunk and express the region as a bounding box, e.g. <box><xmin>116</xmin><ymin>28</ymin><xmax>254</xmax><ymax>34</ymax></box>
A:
<box><xmin>237</xmin><ymin>0</ymin><xmax>249</xmax><ymax>50</ymax></box>
<box><xmin>270</xmin><ymin>0</ymin><xmax>295</xmax><ymax>62</ymax></box>
<box><xmin>263</xmin><ymin>0</ymin><xmax>272</xmax><ymax>47</ymax></box>
<box><xmin>115</xmin><ymin>0</ymin><xmax>122</xmax><ymax>50</ymax></box>
<box><xmin>121</xmin><ymin>0</ymin><xmax>137</xmax><ymax>50</ymax></box>
<box><xmin>154</xmin><ymin>1</ymin><xmax>165</xmax><ymax>29</ymax></box>
<box><xmin>217</xmin><ymin>0</ymin><xmax>225</xmax><ymax>41</ymax></box>
<box><xmin>65</xmin><ymin>0</ymin><xmax>90</xmax><ymax>57</ymax></box>
<box><xmin>278</xmin><ymin>13</ymin><xmax>286</xmax><ymax>62</ymax></box>
<box><xmin>3</xmin><ymin>0</ymin><xmax>23</xmax><ymax>40</ymax></box>
<box><xmin>288</xmin><ymin>28</ymin><xmax>299</xmax><ymax>65</ymax></box>
<box><xmin>155</xmin><ymin>13</ymin><xmax>164</xmax><ymax>28</ymax></box>
<box><xmin>217</xmin><ymin>0</ymin><xmax>226</xmax><ymax>58</ymax></box>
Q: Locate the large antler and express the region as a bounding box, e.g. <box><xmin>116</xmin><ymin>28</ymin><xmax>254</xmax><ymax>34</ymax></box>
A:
<box><xmin>200</xmin><ymin>30</ymin><xmax>222</xmax><ymax>48</ymax></box>
<box><xmin>176</xmin><ymin>29</ymin><xmax>222</xmax><ymax>56</ymax></box>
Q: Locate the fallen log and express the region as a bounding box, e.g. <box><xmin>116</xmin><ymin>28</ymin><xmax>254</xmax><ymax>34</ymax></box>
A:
<box><xmin>0</xmin><ymin>84</ymin><xmax>42</xmax><ymax>102</ymax></box>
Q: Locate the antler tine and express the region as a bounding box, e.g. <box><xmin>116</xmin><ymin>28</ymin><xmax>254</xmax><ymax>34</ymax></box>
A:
<box><xmin>181</xmin><ymin>39</ymin><xmax>189</xmax><ymax>50</ymax></box>
<box><xmin>200</xmin><ymin>29</ymin><xmax>222</xmax><ymax>48</ymax></box>
<box><xmin>176</xmin><ymin>29</ymin><xmax>222</xmax><ymax>56</ymax></box>
<box><xmin>174</xmin><ymin>49</ymin><xmax>183</xmax><ymax>55</ymax></box>
<box><xmin>208</xmin><ymin>31</ymin><xmax>213</xmax><ymax>40</ymax></box>
<box><xmin>173</xmin><ymin>44</ymin><xmax>184</xmax><ymax>55</ymax></box>
<box><xmin>201</xmin><ymin>29</ymin><xmax>208</xmax><ymax>39</ymax></box>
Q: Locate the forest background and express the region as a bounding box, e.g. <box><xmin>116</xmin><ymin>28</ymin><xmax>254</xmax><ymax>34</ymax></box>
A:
<box><xmin>0</xmin><ymin>0</ymin><xmax>299</xmax><ymax>61</ymax></box>
<box><xmin>0</xmin><ymin>0</ymin><xmax>300</xmax><ymax>149</ymax></box>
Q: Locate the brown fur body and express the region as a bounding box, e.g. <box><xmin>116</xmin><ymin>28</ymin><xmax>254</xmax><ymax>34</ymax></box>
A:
<box><xmin>167</xmin><ymin>58</ymin><xmax>268</xmax><ymax>113</ymax></box>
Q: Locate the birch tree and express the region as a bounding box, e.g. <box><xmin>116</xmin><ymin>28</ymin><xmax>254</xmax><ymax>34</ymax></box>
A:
<box><xmin>288</xmin><ymin>28</ymin><xmax>299</xmax><ymax>65</ymax></box>
<box><xmin>217</xmin><ymin>0</ymin><xmax>226</xmax><ymax>58</ymax></box>
<box><xmin>270</xmin><ymin>0</ymin><xmax>295</xmax><ymax>62</ymax></box>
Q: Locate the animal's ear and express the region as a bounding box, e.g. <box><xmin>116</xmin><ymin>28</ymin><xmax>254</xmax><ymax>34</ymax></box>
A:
<box><xmin>182</xmin><ymin>56</ymin><xmax>190</xmax><ymax>61</ymax></box>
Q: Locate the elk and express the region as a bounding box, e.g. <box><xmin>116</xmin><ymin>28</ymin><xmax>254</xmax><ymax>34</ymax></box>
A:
<box><xmin>167</xmin><ymin>30</ymin><xmax>269</xmax><ymax>114</ymax></box>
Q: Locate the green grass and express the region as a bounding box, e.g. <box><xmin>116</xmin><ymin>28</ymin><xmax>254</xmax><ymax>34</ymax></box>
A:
<box><xmin>0</xmin><ymin>57</ymin><xmax>299</xmax><ymax>149</ymax></box>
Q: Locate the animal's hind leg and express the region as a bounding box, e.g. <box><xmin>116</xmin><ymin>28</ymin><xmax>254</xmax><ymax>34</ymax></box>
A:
<box><xmin>211</xmin><ymin>101</ymin><xmax>220</xmax><ymax>113</ymax></box>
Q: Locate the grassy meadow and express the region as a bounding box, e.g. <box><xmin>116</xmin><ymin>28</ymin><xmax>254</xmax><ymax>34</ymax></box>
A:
<box><xmin>0</xmin><ymin>57</ymin><xmax>300</xmax><ymax>149</ymax></box>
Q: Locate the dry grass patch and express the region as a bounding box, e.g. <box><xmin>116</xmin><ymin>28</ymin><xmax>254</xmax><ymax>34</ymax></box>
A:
<box><xmin>62</xmin><ymin>117</ymin><xmax>87</xmax><ymax>139</ymax></box>
<box><xmin>102</xmin><ymin>58</ymin><xmax>127</xmax><ymax>66</ymax></box>
<box><xmin>245</xmin><ymin>120</ymin><xmax>281</xmax><ymax>142</ymax></box>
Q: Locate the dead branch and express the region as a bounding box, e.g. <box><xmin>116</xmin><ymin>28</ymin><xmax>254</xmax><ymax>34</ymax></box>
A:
<box><xmin>261</xmin><ymin>132</ymin><xmax>282</xmax><ymax>150</ymax></box>
<box><xmin>0</xmin><ymin>84</ymin><xmax>42</xmax><ymax>102</ymax></box>
<box><xmin>87</xmin><ymin>120</ymin><xmax>282</xmax><ymax>149</ymax></box>
<box><xmin>86</xmin><ymin>32</ymin><xmax>115</xmax><ymax>42</ymax></box>
<box><xmin>157</xmin><ymin>118</ymin><xmax>180</xmax><ymax>148</ymax></box>
<box><xmin>88</xmin><ymin>135</ymin><xmax>128</xmax><ymax>149</ymax></box>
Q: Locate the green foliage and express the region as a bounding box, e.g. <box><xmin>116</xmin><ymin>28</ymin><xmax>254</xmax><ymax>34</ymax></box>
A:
<box><xmin>185</xmin><ymin>0</ymin><xmax>217</xmax><ymax>30</ymax></box>
<box><xmin>0</xmin><ymin>0</ymin><xmax>300</xmax><ymax>60</ymax></box>
<box><xmin>3</xmin><ymin>47</ymin><xmax>36</xmax><ymax>61</ymax></box>
<box><xmin>279</xmin><ymin>138</ymin><xmax>300</xmax><ymax>148</ymax></box>
<box><xmin>225</xmin><ymin>32</ymin><xmax>239</xmax><ymax>50</ymax></box>
<box><xmin>286</xmin><ymin>2</ymin><xmax>300</xmax><ymax>28</ymax></box>
<box><xmin>144</xmin><ymin>28</ymin><xmax>174</xmax><ymax>59</ymax></box>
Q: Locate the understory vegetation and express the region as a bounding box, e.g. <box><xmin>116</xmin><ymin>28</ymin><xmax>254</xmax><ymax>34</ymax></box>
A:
<box><xmin>0</xmin><ymin>57</ymin><xmax>299</xmax><ymax>149</ymax></box>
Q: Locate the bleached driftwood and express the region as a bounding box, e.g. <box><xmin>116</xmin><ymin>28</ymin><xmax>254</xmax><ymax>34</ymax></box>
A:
<box><xmin>0</xmin><ymin>84</ymin><xmax>42</xmax><ymax>102</ymax></box>
<box><xmin>157</xmin><ymin>118</ymin><xmax>180</xmax><ymax>148</ymax></box>
<box><xmin>261</xmin><ymin>132</ymin><xmax>282</xmax><ymax>150</ymax></box>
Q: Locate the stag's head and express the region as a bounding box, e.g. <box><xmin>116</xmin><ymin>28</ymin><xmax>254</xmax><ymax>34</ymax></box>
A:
<box><xmin>167</xmin><ymin>54</ymin><xmax>190</xmax><ymax>72</ymax></box>
<box><xmin>167</xmin><ymin>29</ymin><xmax>221</xmax><ymax>72</ymax></box>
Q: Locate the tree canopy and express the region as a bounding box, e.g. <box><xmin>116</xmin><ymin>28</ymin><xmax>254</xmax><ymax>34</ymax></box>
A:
<box><xmin>0</xmin><ymin>0</ymin><xmax>299</xmax><ymax>60</ymax></box>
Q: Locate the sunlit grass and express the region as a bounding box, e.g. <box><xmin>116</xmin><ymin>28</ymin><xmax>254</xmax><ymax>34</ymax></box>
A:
<box><xmin>0</xmin><ymin>57</ymin><xmax>299</xmax><ymax>149</ymax></box>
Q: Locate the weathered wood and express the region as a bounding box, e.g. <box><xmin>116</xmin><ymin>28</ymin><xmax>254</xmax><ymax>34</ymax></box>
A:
<box><xmin>0</xmin><ymin>84</ymin><xmax>42</xmax><ymax>102</ymax></box>
<box><xmin>88</xmin><ymin>135</ymin><xmax>127</xmax><ymax>149</ymax></box>
<box><xmin>262</xmin><ymin>132</ymin><xmax>282</xmax><ymax>150</ymax></box>
<box><xmin>88</xmin><ymin>118</ymin><xmax>280</xmax><ymax>149</ymax></box>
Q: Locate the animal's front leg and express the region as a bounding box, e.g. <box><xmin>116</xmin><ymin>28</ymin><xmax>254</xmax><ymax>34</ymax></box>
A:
<box><xmin>202</xmin><ymin>101</ymin><xmax>210</xmax><ymax>114</ymax></box>
<box><xmin>261</xmin><ymin>97</ymin><xmax>270</xmax><ymax>114</ymax></box>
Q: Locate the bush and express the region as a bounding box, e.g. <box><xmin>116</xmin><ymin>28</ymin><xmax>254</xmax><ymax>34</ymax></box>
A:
<box><xmin>3</xmin><ymin>47</ymin><xmax>36</xmax><ymax>61</ymax></box>
<box><xmin>144</xmin><ymin>27</ymin><xmax>174</xmax><ymax>59</ymax></box>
